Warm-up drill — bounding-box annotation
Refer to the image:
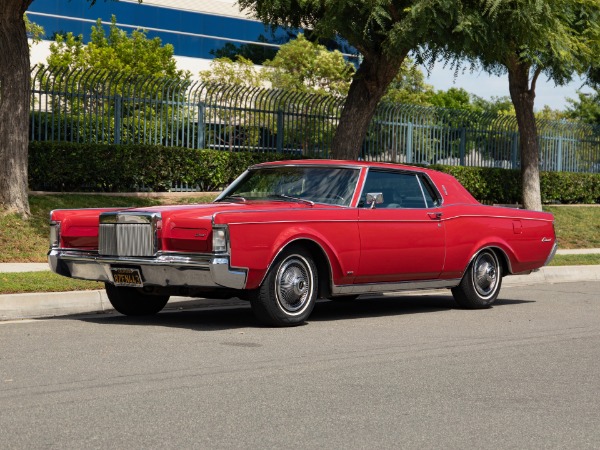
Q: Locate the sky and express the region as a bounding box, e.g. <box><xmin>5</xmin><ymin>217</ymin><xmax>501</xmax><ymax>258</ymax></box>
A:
<box><xmin>424</xmin><ymin>64</ymin><xmax>592</xmax><ymax>111</ymax></box>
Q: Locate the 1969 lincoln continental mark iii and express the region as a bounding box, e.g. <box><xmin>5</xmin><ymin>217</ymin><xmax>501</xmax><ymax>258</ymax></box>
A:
<box><xmin>49</xmin><ymin>160</ymin><xmax>557</xmax><ymax>326</ymax></box>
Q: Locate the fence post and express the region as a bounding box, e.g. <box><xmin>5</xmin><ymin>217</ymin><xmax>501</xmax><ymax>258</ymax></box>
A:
<box><xmin>114</xmin><ymin>94</ymin><xmax>122</xmax><ymax>145</ymax></box>
<box><xmin>557</xmin><ymin>135</ymin><xmax>563</xmax><ymax>172</ymax></box>
<box><xmin>276</xmin><ymin>109</ymin><xmax>284</xmax><ymax>153</ymax></box>
<box><xmin>459</xmin><ymin>127</ymin><xmax>466</xmax><ymax>166</ymax></box>
<box><xmin>511</xmin><ymin>132</ymin><xmax>519</xmax><ymax>169</ymax></box>
<box><xmin>197</xmin><ymin>103</ymin><xmax>205</xmax><ymax>149</ymax></box>
<box><xmin>406</xmin><ymin>121</ymin><xmax>413</xmax><ymax>163</ymax></box>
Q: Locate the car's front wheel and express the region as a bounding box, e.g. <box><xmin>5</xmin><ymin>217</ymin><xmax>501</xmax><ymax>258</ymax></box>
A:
<box><xmin>105</xmin><ymin>283</ymin><xmax>170</xmax><ymax>316</ymax></box>
<box><xmin>250</xmin><ymin>247</ymin><xmax>318</xmax><ymax>326</ymax></box>
<box><xmin>451</xmin><ymin>249</ymin><xmax>502</xmax><ymax>309</ymax></box>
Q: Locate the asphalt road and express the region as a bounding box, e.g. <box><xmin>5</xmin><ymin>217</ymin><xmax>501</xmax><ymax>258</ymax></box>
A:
<box><xmin>1</xmin><ymin>281</ymin><xmax>599</xmax><ymax>449</ymax></box>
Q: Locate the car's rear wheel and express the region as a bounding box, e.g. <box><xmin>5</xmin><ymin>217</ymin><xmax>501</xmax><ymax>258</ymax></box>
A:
<box><xmin>250</xmin><ymin>247</ymin><xmax>318</xmax><ymax>326</ymax></box>
<box><xmin>105</xmin><ymin>283</ymin><xmax>170</xmax><ymax>316</ymax></box>
<box><xmin>451</xmin><ymin>249</ymin><xmax>502</xmax><ymax>309</ymax></box>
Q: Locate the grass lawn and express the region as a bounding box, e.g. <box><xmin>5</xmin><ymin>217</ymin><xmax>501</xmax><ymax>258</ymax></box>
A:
<box><xmin>544</xmin><ymin>206</ymin><xmax>600</xmax><ymax>249</ymax></box>
<box><xmin>0</xmin><ymin>193</ymin><xmax>216</xmax><ymax>263</ymax></box>
<box><xmin>548</xmin><ymin>254</ymin><xmax>600</xmax><ymax>266</ymax></box>
<box><xmin>0</xmin><ymin>271</ymin><xmax>102</xmax><ymax>294</ymax></box>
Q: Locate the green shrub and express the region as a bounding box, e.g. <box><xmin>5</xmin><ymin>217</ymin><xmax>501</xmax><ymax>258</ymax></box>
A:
<box><xmin>29</xmin><ymin>141</ymin><xmax>599</xmax><ymax>203</ymax></box>
<box><xmin>430</xmin><ymin>165</ymin><xmax>600</xmax><ymax>204</ymax></box>
<box><xmin>29</xmin><ymin>142</ymin><xmax>299</xmax><ymax>192</ymax></box>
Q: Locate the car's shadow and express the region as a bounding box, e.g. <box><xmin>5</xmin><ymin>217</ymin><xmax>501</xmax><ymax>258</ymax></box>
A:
<box><xmin>75</xmin><ymin>294</ymin><xmax>534</xmax><ymax>332</ymax></box>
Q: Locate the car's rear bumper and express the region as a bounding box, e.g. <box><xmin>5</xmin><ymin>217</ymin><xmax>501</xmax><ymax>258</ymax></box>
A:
<box><xmin>48</xmin><ymin>249</ymin><xmax>247</xmax><ymax>290</ymax></box>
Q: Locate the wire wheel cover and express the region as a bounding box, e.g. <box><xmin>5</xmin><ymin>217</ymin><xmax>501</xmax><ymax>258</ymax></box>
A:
<box><xmin>275</xmin><ymin>256</ymin><xmax>312</xmax><ymax>313</ymax></box>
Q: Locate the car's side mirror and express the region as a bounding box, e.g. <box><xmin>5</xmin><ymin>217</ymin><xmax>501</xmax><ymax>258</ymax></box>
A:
<box><xmin>366</xmin><ymin>192</ymin><xmax>384</xmax><ymax>209</ymax></box>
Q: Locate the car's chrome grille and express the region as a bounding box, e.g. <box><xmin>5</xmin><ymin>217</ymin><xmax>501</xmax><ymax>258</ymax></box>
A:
<box><xmin>98</xmin><ymin>214</ymin><xmax>159</xmax><ymax>257</ymax></box>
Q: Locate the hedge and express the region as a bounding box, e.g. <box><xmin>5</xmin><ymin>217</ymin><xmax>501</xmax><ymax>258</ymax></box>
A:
<box><xmin>29</xmin><ymin>142</ymin><xmax>600</xmax><ymax>204</ymax></box>
<box><xmin>429</xmin><ymin>165</ymin><xmax>600</xmax><ymax>204</ymax></box>
<box><xmin>29</xmin><ymin>142</ymin><xmax>300</xmax><ymax>192</ymax></box>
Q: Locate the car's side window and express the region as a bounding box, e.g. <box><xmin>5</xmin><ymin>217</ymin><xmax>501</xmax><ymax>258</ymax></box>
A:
<box><xmin>359</xmin><ymin>170</ymin><xmax>429</xmax><ymax>208</ymax></box>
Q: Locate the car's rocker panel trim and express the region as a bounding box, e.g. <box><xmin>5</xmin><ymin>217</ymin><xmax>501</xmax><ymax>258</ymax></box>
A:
<box><xmin>331</xmin><ymin>278</ymin><xmax>461</xmax><ymax>295</ymax></box>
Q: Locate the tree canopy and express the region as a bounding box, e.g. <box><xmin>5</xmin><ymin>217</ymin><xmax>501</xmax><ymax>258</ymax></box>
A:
<box><xmin>567</xmin><ymin>90</ymin><xmax>600</xmax><ymax>125</ymax></box>
<box><xmin>237</xmin><ymin>0</ymin><xmax>459</xmax><ymax>159</ymax></box>
<box><xmin>425</xmin><ymin>0</ymin><xmax>600</xmax><ymax>210</ymax></box>
<box><xmin>46</xmin><ymin>15</ymin><xmax>184</xmax><ymax>79</ymax></box>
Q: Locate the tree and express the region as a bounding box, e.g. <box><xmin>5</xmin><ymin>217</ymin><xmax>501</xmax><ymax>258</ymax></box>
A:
<box><xmin>1</xmin><ymin>1</ymin><xmax>147</xmax><ymax>217</ymax></box>
<box><xmin>47</xmin><ymin>16</ymin><xmax>183</xmax><ymax>79</ymax></box>
<box><xmin>438</xmin><ymin>0</ymin><xmax>600</xmax><ymax>210</ymax></box>
<box><xmin>199</xmin><ymin>55</ymin><xmax>266</xmax><ymax>87</ymax></box>
<box><xmin>566</xmin><ymin>91</ymin><xmax>600</xmax><ymax>125</ymax></box>
<box><xmin>380</xmin><ymin>58</ymin><xmax>434</xmax><ymax>105</ymax></box>
<box><xmin>237</xmin><ymin>0</ymin><xmax>459</xmax><ymax>159</ymax></box>
<box><xmin>0</xmin><ymin>1</ymin><xmax>35</xmax><ymax>216</ymax></box>
<box><xmin>262</xmin><ymin>34</ymin><xmax>354</xmax><ymax>96</ymax></box>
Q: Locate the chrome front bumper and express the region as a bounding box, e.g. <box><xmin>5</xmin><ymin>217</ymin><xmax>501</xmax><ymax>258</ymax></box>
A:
<box><xmin>48</xmin><ymin>249</ymin><xmax>247</xmax><ymax>290</ymax></box>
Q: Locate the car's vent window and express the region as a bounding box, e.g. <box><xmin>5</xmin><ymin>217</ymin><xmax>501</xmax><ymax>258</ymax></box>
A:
<box><xmin>360</xmin><ymin>170</ymin><xmax>427</xmax><ymax>208</ymax></box>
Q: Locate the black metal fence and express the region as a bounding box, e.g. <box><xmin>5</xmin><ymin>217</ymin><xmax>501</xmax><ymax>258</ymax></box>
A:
<box><xmin>30</xmin><ymin>65</ymin><xmax>600</xmax><ymax>173</ymax></box>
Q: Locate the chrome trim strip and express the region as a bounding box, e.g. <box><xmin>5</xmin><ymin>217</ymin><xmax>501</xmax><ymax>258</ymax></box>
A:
<box><xmin>100</xmin><ymin>211</ymin><xmax>161</xmax><ymax>224</ymax></box>
<box><xmin>331</xmin><ymin>278</ymin><xmax>461</xmax><ymax>295</ymax></box>
<box><xmin>544</xmin><ymin>241</ymin><xmax>559</xmax><ymax>266</ymax></box>
<box><xmin>257</xmin><ymin>238</ymin><xmax>337</xmax><ymax>290</ymax></box>
<box><xmin>461</xmin><ymin>246</ymin><xmax>514</xmax><ymax>276</ymax></box>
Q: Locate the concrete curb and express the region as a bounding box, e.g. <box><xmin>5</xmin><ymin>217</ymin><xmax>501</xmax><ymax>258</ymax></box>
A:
<box><xmin>1</xmin><ymin>265</ymin><xmax>599</xmax><ymax>322</ymax></box>
<box><xmin>503</xmin><ymin>264</ymin><xmax>600</xmax><ymax>286</ymax></box>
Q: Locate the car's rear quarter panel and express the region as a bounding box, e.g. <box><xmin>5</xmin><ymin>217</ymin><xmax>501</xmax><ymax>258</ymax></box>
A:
<box><xmin>442</xmin><ymin>205</ymin><xmax>555</xmax><ymax>277</ymax></box>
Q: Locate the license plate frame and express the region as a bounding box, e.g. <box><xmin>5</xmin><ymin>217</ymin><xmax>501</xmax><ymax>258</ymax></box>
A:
<box><xmin>110</xmin><ymin>267</ymin><xmax>143</xmax><ymax>288</ymax></box>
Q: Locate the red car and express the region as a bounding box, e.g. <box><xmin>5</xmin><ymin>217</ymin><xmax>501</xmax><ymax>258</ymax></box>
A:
<box><xmin>49</xmin><ymin>160</ymin><xmax>557</xmax><ymax>326</ymax></box>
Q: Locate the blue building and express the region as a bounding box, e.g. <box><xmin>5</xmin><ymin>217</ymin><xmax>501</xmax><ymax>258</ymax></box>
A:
<box><xmin>27</xmin><ymin>0</ymin><xmax>355</xmax><ymax>65</ymax></box>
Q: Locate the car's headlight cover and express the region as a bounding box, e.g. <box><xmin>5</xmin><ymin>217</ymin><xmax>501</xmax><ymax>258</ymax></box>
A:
<box><xmin>212</xmin><ymin>226</ymin><xmax>228</xmax><ymax>253</ymax></box>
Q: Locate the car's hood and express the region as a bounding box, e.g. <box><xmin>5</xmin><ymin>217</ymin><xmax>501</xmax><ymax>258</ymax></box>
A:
<box><xmin>120</xmin><ymin>200</ymin><xmax>336</xmax><ymax>220</ymax></box>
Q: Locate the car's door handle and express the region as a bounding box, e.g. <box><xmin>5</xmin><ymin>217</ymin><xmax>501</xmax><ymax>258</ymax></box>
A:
<box><xmin>428</xmin><ymin>212</ymin><xmax>443</xmax><ymax>220</ymax></box>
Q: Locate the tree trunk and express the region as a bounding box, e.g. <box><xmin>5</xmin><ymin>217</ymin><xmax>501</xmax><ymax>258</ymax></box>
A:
<box><xmin>331</xmin><ymin>51</ymin><xmax>408</xmax><ymax>160</ymax></box>
<box><xmin>507</xmin><ymin>58</ymin><xmax>543</xmax><ymax>211</ymax></box>
<box><xmin>0</xmin><ymin>1</ymin><xmax>33</xmax><ymax>216</ymax></box>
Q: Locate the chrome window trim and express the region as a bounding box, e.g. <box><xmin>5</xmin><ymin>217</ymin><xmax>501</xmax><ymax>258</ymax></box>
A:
<box><xmin>418</xmin><ymin>173</ymin><xmax>444</xmax><ymax>207</ymax></box>
<box><xmin>358</xmin><ymin>167</ymin><xmax>440</xmax><ymax>209</ymax></box>
<box><xmin>215</xmin><ymin>165</ymin><xmax>362</xmax><ymax>208</ymax></box>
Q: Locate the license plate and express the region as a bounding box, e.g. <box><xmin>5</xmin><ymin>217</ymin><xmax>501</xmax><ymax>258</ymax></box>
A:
<box><xmin>111</xmin><ymin>267</ymin><xmax>143</xmax><ymax>287</ymax></box>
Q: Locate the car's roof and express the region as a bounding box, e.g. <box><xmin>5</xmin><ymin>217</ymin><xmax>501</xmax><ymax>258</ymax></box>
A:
<box><xmin>252</xmin><ymin>159</ymin><xmax>479</xmax><ymax>205</ymax></box>
<box><xmin>253</xmin><ymin>159</ymin><xmax>430</xmax><ymax>173</ymax></box>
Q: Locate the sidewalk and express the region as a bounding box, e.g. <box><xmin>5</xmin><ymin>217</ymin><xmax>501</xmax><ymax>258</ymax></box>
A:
<box><xmin>1</xmin><ymin>250</ymin><xmax>599</xmax><ymax>321</ymax></box>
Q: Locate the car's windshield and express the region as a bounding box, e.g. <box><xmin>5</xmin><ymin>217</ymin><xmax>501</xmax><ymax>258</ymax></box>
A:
<box><xmin>217</xmin><ymin>166</ymin><xmax>360</xmax><ymax>206</ymax></box>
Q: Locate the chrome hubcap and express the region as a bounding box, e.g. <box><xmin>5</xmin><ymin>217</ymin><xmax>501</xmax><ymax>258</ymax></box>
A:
<box><xmin>275</xmin><ymin>256</ymin><xmax>312</xmax><ymax>313</ymax></box>
<box><xmin>473</xmin><ymin>252</ymin><xmax>498</xmax><ymax>298</ymax></box>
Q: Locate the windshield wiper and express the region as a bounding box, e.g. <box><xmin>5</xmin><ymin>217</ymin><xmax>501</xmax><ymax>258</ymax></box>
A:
<box><xmin>216</xmin><ymin>195</ymin><xmax>246</xmax><ymax>203</ymax></box>
<box><xmin>267</xmin><ymin>194</ymin><xmax>314</xmax><ymax>206</ymax></box>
